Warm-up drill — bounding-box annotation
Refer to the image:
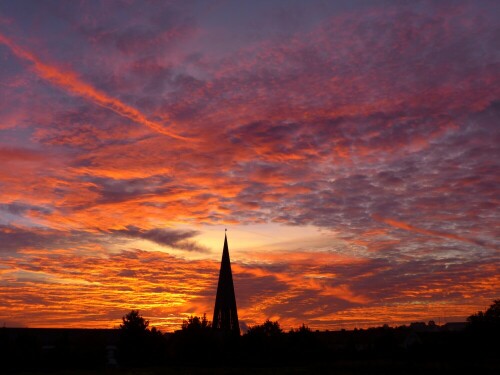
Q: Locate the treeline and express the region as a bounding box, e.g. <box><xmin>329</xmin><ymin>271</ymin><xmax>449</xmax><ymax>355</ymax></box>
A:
<box><xmin>1</xmin><ymin>300</ymin><xmax>499</xmax><ymax>372</ymax></box>
<box><xmin>119</xmin><ymin>300</ymin><xmax>500</xmax><ymax>369</ymax></box>
<box><xmin>122</xmin><ymin>315</ymin><xmax>327</xmax><ymax>367</ymax></box>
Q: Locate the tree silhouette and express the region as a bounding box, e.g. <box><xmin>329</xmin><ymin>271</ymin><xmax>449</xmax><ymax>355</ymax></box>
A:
<box><xmin>467</xmin><ymin>300</ymin><xmax>500</xmax><ymax>330</ymax></box>
<box><xmin>241</xmin><ymin>320</ymin><xmax>286</xmax><ymax>365</ymax></box>
<box><xmin>287</xmin><ymin>324</ymin><xmax>323</xmax><ymax>362</ymax></box>
<box><xmin>181</xmin><ymin>313</ymin><xmax>211</xmax><ymax>331</ymax></box>
<box><xmin>120</xmin><ymin>310</ymin><xmax>149</xmax><ymax>333</ymax></box>
<box><xmin>170</xmin><ymin>314</ymin><xmax>217</xmax><ymax>364</ymax></box>
<box><xmin>465</xmin><ymin>300</ymin><xmax>500</xmax><ymax>359</ymax></box>
<box><xmin>289</xmin><ymin>323</ymin><xmax>312</xmax><ymax>334</ymax></box>
<box><xmin>119</xmin><ymin>310</ymin><xmax>164</xmax><ymax>367</ymax></box>
<box><xmin>245</xmin><ymin>319</ymin><xmax>283</xmax><ymax>337</ymax></box>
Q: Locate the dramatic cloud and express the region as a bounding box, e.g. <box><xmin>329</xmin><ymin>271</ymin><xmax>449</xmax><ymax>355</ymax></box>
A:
<box><xmin>0</xmin><ymin>0</ymin><xmax>498</xmax><ymax>330</ymax></box>
<box><xmin>0</xmin><ymin>246</ymin><xmax>497</xmax><ymax>330</ymax></box>
<box><xmin>0</xmin><ymin>225</ymin><xmax>55</xmax><ymax>254</ymax></box>
<box><xmin>111</xmin><ymin>226</ymin><xmax>209</xmax><ymax>253</ymax></box>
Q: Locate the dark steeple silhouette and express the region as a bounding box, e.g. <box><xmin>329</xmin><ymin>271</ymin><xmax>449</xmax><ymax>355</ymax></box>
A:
<box><xmin>212</xmin><ymin>230</ymin><xmax>240</xmax><ymax>335</ymax></box>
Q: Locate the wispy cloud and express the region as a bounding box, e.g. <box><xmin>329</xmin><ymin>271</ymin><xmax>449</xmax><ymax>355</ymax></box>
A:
<box><xmin>111</xmin><ymin>226</ymin><xmax>209</xmax><ymax>253</ymax></box>
<box><xmin>0</xmin><ymin>32</ymin><xmax>190</xmax><ymax>141</ymax></box>
<box><xmin>373</xmin><ymin>215</ymin><xmax>495</xmax><ymax>250</ymax></box>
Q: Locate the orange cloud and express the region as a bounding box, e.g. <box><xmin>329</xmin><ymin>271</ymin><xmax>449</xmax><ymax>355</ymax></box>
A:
<box><xmin>0</xmin><ymin>33</ymin><xmax>189</xmax><ymax>141</ymax></box>
<box><xmin>0</xmin><ymin>242</ymin><xmax>498</xmax><ymax>331</ymax></box>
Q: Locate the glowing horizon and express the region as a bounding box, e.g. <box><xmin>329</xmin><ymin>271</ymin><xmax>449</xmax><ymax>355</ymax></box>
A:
<box><xmin>0</xmin><ymin>0</ymin><xmax>498</xmax><ymax>332</ymax></box>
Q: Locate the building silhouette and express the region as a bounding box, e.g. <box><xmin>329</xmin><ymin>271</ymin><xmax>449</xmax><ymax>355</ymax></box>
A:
<box><xmin>212</xmin><ymin>231</ymin><xmax>240</xmax><ymax>335</ymax></box>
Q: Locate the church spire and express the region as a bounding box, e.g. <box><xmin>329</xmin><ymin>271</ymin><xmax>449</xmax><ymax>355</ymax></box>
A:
<box><xmin>212</xmin><ymin>230</ymin><xmax>240</xmax><ymax>335</ymax></box>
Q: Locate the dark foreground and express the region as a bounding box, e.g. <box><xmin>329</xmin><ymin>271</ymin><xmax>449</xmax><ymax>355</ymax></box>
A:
<box><xmin>11</xmin><ymin>360</ymin><xmax>500</xmax><ymax>375</ymax></box>
<box><xmin>3</xmin><ymin>325</ymin><xmax>499</xmax><ymax>374</ymax></box>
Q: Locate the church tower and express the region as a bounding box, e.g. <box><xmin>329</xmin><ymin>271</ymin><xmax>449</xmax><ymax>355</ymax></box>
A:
<box><xmin>212</xmin><ymin>231</ymin><xmax>240</xmax><ymax>335</ymax></box>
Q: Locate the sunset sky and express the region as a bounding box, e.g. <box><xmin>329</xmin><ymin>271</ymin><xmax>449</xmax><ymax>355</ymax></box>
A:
<box><xmin>0</xmin><ymin>0</ymin><xmax>498</xmax><ymax>332</ymax></box>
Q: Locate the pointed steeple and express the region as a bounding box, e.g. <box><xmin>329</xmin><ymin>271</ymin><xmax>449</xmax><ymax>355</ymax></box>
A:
<box><xmin>212</xmin><ymin>230</ymin><xmax>240</xmax><ymax>335</ymax></box>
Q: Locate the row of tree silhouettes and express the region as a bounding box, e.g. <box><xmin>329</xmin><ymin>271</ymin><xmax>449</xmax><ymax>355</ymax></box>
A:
<box><xmin>119</xmin><ymin>299</ymin><xmax>500</xmax><ymax>367</ymax></box>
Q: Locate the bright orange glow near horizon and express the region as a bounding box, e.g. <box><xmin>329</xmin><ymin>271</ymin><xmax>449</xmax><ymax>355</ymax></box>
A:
<box><xmin>0</xmin><ymin>1</ymin><xmax>498</xmax><ymax>332</ymax></box>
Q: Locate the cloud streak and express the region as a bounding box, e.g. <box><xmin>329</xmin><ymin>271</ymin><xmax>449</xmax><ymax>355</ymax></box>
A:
<box><xmin>373</xmin><ymin>215</ymin><xmax>495</xmax><ymax>250</ymax></box>
<box><xmin>111</xmin><ymin>226</ymin><xmax>209</xmax><ymax>253</ymax></box>
<box><xmin>0</xmin><ymin>32</ymin><xmax>189</xmax><ymax>141</ymax></box>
